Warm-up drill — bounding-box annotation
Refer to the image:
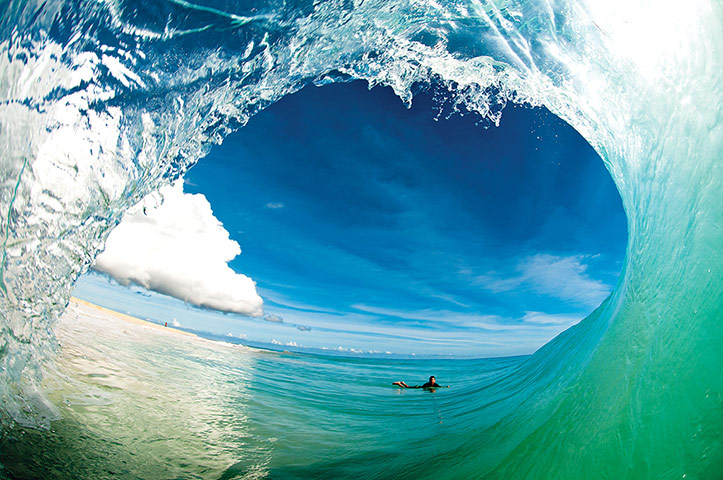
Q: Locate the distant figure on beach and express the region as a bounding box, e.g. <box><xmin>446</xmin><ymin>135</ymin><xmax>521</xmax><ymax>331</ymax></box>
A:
<box><xmin>164</xmin><ymin>322</ymin><xmax>167</xmax><ymax>327</ymax></box>
<box><xmin>393</xmin><ymin>376</ymin><xmax>449</xmax><ymax>390</ymax></box>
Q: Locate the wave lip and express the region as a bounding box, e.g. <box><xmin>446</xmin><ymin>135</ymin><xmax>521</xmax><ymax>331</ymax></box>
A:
<box><xmin>1</xmin><ymin>0</ymin><xmax>722</xmax><ymax>476</ymax></box>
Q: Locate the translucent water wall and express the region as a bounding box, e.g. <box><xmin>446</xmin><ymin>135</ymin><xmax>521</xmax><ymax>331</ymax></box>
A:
<box><xmin>1</xmin><ymin>0</ymin><xmax>721</xmax><ymax>476</ymax></box>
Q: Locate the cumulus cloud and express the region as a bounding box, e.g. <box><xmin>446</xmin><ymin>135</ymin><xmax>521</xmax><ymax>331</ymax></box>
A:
<box><xmin>479</xmin><ymin>254</ymin><xmax>611</xmax><ymax>307</ymax></box>
<box><xmin>94</xmin><ymin>181</ymin><xmax>263</xmax><ymax>316</ymax></box>
<box><xmin>226</xmin><ymin>332</ymin><xmax>248</xmax><ymax>340</ymax></box>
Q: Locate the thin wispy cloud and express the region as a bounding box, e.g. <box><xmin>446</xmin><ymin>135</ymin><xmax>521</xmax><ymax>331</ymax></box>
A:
<box><xmin>94</xmin><ymin>181</ymin><xmax>263</xmax><ymax>316</ymax></box>
<box><xmin>260</xmin><ymin>292</ymin><xmax>349</xmax><ymax>317</ymax></box>
<box><xmin>351</xmin><ymin>304</ymin><xmax>582</xmax><ymax>333</ymax></box>
<box><xmin>478</xmin><ymin>254</ymin><xmax>611</xmax><ymax>308</ymax></box>
<box><xmin>520</xmin><ymin>311</ymin><xmax>581</xmax><ymax>326</ymax></box>
<box><xmin>265</xmin><ymin>202</ymin><xmax>285</xmax><ymax>209</ymax></box>
<box><xmin>351</xmin><ymin>304</ymin><xmax>508</xmax><ymax>330</ymax></box>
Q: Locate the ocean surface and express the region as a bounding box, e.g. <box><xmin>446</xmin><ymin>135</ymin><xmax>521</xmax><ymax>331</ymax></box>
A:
<box><xmin>1</xmin><ymin>0</ymin><xmax>722</xmax><ymax>478</ymax></box>
<box><xmin>2</xmin><ymin>300</ymin><xmax>529</xmax><ymax>479</ymax></box>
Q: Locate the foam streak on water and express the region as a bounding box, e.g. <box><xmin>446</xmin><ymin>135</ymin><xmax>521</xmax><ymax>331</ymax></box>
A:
<box><xmin>1</xmin><ymin>0</ymin><xmax>721</xmax><ymax>477</ymax></box>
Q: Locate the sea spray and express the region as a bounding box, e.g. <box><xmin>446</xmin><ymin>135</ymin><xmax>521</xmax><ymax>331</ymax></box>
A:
<box><xmin>1</xmin><ymin>0</ymin><xmax>721</xmax><ymax>476</ymax></box>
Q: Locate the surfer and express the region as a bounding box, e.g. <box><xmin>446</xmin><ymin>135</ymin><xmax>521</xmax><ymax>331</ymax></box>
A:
<box><xmin>392</xmin><ymin>376</ymin><xmax>449</xmax><ymax>389</ymax></box>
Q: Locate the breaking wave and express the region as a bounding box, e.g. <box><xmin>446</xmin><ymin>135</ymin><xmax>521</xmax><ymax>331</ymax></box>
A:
<box><xmin>1</xmin><ymin>0</ymin><xmax>721</xmax><ymax>476</ymax></box>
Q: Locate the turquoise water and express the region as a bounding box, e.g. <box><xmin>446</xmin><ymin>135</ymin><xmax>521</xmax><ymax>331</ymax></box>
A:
<box><xmin>1</xmin><ymin>301</ymin><xmax>527</xmax><ymax>478</ymax></box>
<box><xmin>1</xmin><ymin>0</ymin><xmax>722</xmax><ymax>477</ymax></box>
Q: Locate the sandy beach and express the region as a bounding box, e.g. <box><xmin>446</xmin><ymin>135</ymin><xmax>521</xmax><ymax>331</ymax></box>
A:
<box><xmin>68</xmin><ymin>297</ymin><xmax>198</xmax><ymax>337</ymax></box>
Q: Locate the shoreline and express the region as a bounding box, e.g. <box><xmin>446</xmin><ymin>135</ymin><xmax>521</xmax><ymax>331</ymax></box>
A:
<box><xmin>69</xmin><ymin>297</ymin><xmax>198</xmax><ymax>338</ymax></box>
<box><xmin>65</xmin><ymin>298</ymin><xmax>515</xmax><ymax>361</ymax></box>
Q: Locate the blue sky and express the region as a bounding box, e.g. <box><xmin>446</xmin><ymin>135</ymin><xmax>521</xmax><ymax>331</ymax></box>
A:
<box><xmin>75</xmin><ymin>80</ymin><xmax>627</xmax><ymax>357</ymax></box>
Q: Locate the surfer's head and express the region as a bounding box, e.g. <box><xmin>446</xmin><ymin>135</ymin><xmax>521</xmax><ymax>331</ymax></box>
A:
<box><xmin>429</xmin><ymin>376</ymin><xmax>435</xmax><ymax>383</ymax></box>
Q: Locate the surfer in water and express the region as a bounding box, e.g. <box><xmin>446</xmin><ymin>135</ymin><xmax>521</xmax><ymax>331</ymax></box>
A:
<box><xmin>392</xmin><ymin>376</ymin><xmax>449</xmax><ymax>390</ymax></box>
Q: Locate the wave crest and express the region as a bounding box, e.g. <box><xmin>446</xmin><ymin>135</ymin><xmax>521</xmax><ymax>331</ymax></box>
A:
<box><xmin>1</xmin><ymin>0</ymin><xmax>721</xmax><ymax>476</ymax></box>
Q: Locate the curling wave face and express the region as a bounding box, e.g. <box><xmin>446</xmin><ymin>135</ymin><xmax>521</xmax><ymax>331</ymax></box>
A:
<box><xmin>0</xmin><ymin>0</ymin><xmax>721</xmax><ymax>476</ymax></box>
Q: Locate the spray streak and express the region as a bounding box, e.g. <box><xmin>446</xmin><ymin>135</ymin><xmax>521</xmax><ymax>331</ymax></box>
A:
<box><xmin>0</xmin><ymin>157</ymin><xmax>27</xmax><ymax>295</ymax></box>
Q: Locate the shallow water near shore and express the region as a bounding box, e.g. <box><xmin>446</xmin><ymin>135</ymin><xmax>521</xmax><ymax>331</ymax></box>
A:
<box><xmin>1</xmin><ymin>301</ymin><xmax>527</xmax><ymax>479</ymax></box>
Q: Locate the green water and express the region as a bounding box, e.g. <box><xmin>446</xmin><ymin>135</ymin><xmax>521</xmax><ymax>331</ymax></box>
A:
<box><xmin>1</xmin><ymin>0</ymin><xmax>722</xmax><ymax>477</ymax></box>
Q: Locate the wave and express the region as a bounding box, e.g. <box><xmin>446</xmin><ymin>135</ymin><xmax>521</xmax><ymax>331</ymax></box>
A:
<box><xmin>1</xmin><ymin>0</ymin><xmax>721</xmax><ymax>476</ymax></box>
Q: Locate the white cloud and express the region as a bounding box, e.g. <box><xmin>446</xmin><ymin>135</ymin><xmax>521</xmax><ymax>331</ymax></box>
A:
<box><xmin>265</xmin><ymin>202</ymin><xmax>284</xmax><ymax>209</ymax></box>
<box><xmin>478</xmin><ymin>254</ymin><xmax>611</xmax><ymax>307</ymax></box>
<box><xmin>94</xmin><ymin>181</ymin><xmax>263</xmax><ymax>316</ymax></box>
<box><xmin>351</xmin><ymin>304</ymin><xmax>511</xmax><ymax>330</ymax></box>
<box><xmin>226</xmin><ymin>332</ymin><xmax>248</xmax><ymax>340</ymax></box>
<box><xmin>520</xmin><ymin>311</ymin><xmax>581</xmax><ymax>326</ymax></box>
